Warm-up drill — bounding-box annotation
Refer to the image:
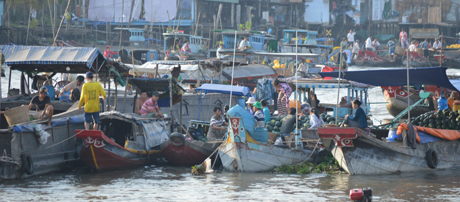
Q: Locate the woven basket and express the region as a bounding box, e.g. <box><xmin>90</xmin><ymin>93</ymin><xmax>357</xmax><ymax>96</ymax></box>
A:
<box><xmin>4</xmin><ymin>105</ymin><xmax>30</xmax><ymax>126</ymax></box>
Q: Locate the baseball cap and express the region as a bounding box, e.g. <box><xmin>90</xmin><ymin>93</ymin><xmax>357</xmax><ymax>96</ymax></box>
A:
<box><xmin>152</xmin><ymin>92</ymin><xmax>160</xmax><ymax>97</ymax></box>
<box><xmin>39</xmin><ymin>87</ymin><xmax>48</xmax><ymax>95</ymax></box>
<box><xmin>86</xmin><ymin>71</ymin><xmax>94</xmax><ymax>79</ymax></box>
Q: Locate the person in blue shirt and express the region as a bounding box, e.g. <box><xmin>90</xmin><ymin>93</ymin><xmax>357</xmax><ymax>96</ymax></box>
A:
<box><xmin>420</xmin><ymin>38</ymin><xmax>430</xmax><ymax>59</ymax></box>
<box><xmin>387</xmin><ymin>38</ymin><xmax>395</xmax><ymax>62</ymax></box>
<box><xmin>341</xmin><ymin>99</ymin><xmax>368</xmax><ymax>129</ymax></box>
<box><xmin>261</xmin><ymin>99</ymin><xmax>271</xmax><ymax>126</ymax></box>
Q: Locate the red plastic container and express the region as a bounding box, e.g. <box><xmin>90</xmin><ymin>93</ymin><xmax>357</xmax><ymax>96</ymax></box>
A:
<box><xmin>349</xmin><ymin>188</ymin><xmax>363</xmax><ymax>200</ymax></box>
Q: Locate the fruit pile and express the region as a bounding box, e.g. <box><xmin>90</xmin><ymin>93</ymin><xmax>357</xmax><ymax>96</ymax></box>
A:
<box><xmin>411</xmin><ymin>109</ymin><xmax>460</xmax><ymax>130</ymax></box>
<box><xmin>266</xmin><ymin>113</ymin><xmax>339</xmax><ymax>133</ymax></box>
<box><xmin>446</xmin><ymin>44</ymin><xmax>460</xmax><ymax>49</ymax></box>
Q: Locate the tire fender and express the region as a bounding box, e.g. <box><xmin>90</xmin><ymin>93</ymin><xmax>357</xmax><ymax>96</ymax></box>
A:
<box><xmin>426</xmin><ymin>149</ymin><xmax>438</xmax><ymax>169</ymax></box>
<box><xmin>170</xmin><ymin>132</ymin><xmax>185</xmax><ymax>147</ymax></box>
<box><xmin>21</xmin><ymin>154</ymin><xmax>34</xmax><ymax>175</ymax></box>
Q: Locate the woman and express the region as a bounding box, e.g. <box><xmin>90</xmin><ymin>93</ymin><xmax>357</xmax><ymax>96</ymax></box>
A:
<box><xmin>207</xmin><ymin>107</ymin><xmax>228</xmax><ymax>142</ymax></box>
<box><xmin>253</xmin><ymin>101</ymin><xmax>265</xmax><ymax>128</ymax></box>
<box><xmin>342</xmin><ymin>99</ymin><xmax>367</xmax><ymax>129</ymax></box>
<box><xmin>273</xmin><ymin>79</ymin><xmax>292</xmax><ymax>116</ymax></box>
<box><xmin>309</xmin><ymin>108</ymin><xmax>325</xmax><ymax>129</ymax></box>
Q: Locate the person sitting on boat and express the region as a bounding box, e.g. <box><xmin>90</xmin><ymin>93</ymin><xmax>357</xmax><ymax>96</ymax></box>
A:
<box><xmin>280</xmin><ymin>108</ymin><xmax>297</xmax><ymax>145</ymax></box>
<box><xmin>135</xmin><ymin>90</ymin><xmax>149</xmax><ymax>115</ymax></box>
<box><xmin>420</xmin><ymin>38</ymin><xmax>430</xmax><ymax>59</ymax></box>
<box><xmin>239</xmin><ymin>36</ymin><xmax>250</xmax><ymax>51</ymax></box>
<box><xmin>387</xmin><ymin>38</ymin><xmax>396</xmax><ymax>62</ymax></box>
<box><xmin>29</xmin><ymin>87</ymin><xmax>54</xmax><ymax>126</ymax></box>
<box><xmin>372</xmin><ymin>38</ymin><xmax>380</xmax><ymax>51</ymax></box>
<box><xmin>217</xmin><ymin>44</ymin><xmax>225</xmax><ymax>59</ymax></box>
<box><xmin>59</xmin><ymin>75</ymin><xmax>84</xmax><ymax>102</ymax></box>
<box><xmin>341</xmin><ymin>99</ymin><xmax>367</xmax><ymax>129</ymax></box>
<box><xmin>246</xmin><ymin>97</ymin><xmax>256</xmax><ymax>115</ymax></box>
<box><xmin>297</xmin><ymin>59</ymin><xmax>308</xmax><ymax>76</ymax></box>
<box><xmin>103</xmin><ymin>46</ymin><xmax>117</xmax><ymax>59</ymax></box>
<box><xmin>447</xmin><ymin>92</ymin><xmax>459</xmax><ymax>110</ymax></box>
<box><xmin>365</xmin><ymin>36</ymin><xmax>374</xmax><ymax>51</ymax></box>
<box><xmin>140</xmin><ymin>92</ymin><xmax>164</xmax><ymax>118</ymax></box>
<box><xmin>409</xmin><ymin>41</ymin><xmax>416</xmax><ymax>52</ymax></box>
<box><xmin>253</xmin><ymin>101</ymin><xmax>265</xmax><ymax>128</ymax></box>
<box><xmin>207</xmin><ymin>107</ymin><xmax>228</xmax><ymax>142</ymax></box>
<box><xmin>261</xmin><ymin>99</ymin><xmax>271</xmax><ymax>126</ymax></box>
<box><xmin>352</xmin><ymin>40</ymin><xmax>360</xmax><ymax>60</ymax></box>
<box><xmin>181</xmin><ymin>41</ymin><xmax>192</xmax><ymax>52</ymax></box>
<box><xmin>309</xmin><ymin>108</ymin><xmax>325</xmax><ymax>129</ymax></box>
<box><xmin>273</xmin><ymin>79</ymin><xmax>292</xmax><ymax>116</ymax></box>
<box><xmin>433</xmin><ymin>38</ymin><xmax>442</xmax><ymax>51</ymax></box>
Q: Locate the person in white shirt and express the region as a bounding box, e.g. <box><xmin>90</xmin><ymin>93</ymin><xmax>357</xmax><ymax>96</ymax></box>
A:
<box><xmin>59</xmin><ymin>75</ymin><xmax>85</xmax><ymax>102</ymax></box>
<box><xmin>216</xmin><ymin>44</ymin><xmax>225</xmax><ymax>59</ymax></box>
<box><xmin>352</xmin><ymin>40</ymin><xmax>360</xmax><ymax>59</ymax></box>
<box><xmin>347</xmin><ymin>30</ymin><xmax>356</xmax><ymax>48</ymax></box>
<box><xmin>365</xmin><ymin>36</ymin><xmax>373</xmax><ymax>51</ymax></box>
<box><xmin>409</xmin><ymin>41</ymin><xmax>416</xmax><ymax>52</ymax></box>
<box><xmin>372</xmin><ymin>38</ymin><xmax>380</xmax><ymax>51</ymax></box>
<box><xmin>239</xmin><ymin>36</ymin><xmax>250</xmax><ymax>50</ymax></box>
<box><xmin>433</xmin><ymin>38</ymin><xmax>442</xmax><ymax>50</ymax></box>
<box><xmin>297</xmin><ymin>59</ymin><xmax>309</xmax><ymax>75</ymax></box>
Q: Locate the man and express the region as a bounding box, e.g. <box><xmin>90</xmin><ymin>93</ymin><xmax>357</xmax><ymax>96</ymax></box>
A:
<box><xmin>347</xmin><ymin>30</ymin><xmax>356</xmax><ymax>48</ymax></box>
<box><xmin>239</xmin><ymin>36</ymin><xmax>250</xmax><ymax>50</ymax></box>
<box><xmin>420</xmin><ymin>38</ymin><xmax>430</xmax><ymax>58</ymax></box>
<box><xmin>140</xmin><ymin>92</ymin><xmax>164</xmax><ymax>118</ymax></box>
<box><xmin>365</xmin><ymin>36</ymin><xmax>373</xmax><ymax>51</ymax></box>
<box><xmin>135</xmin><ymin>90</ymin><xmax>149</xmax><ymax>115</ymax></box>
<box><xmin>352</xmin><ymin>40</ymin><xmax>360</xmax><ymax>60</ymax></box>
<box><xmin>207</xmin><ymin>107</ymin><xmax>228</xmax><ymax>142</ymax></box>
<box><xmin>181</xmin><ymin>41</ymin><xmax>191</xmax><ymax>52</ymax></box>
<box><xmin>168</xmin><ymin>66</ymin><xmax>182</xmax><ymax>83</ymax></box>
<box><xmin>340</xmin><ymin>38</ymin><xmax>348</xmax><ymax>49</ymax></box>
<box><xmin>279</xmin><ymin>108</ymin><xmax>297</xmax><ymax>146</ymax></box>
<box><xmin>409</xmin><ymin>41</ymin><xmax>416</xmax><ymax>52</ymax></box>
<box><xmin>372</xmin><ymin>38</ymin><xmax>380</xmax><ymax>51</ymax></box>
<box><xmin>433</xmin><ymin>38</ymin><xmax>442</xmax><ymax>51</ymax></box>
<box><xmin>59</xmin><ymin>75</ymin><xmax>84</xmax><ymax>102</ymax></box>
<box><xmin>261</xmin><ymin>99</ymin><xmax>271</xmax><ymax>126</ymax></box>
<box><xmin>79</xmin><ymin>72</ymin><xmax>106</xmax><ymax>130</ymax></box>
<box><xmin>387</xmin><ymin>38</ymin><xmax>396</xmax><ymax>62</ymax></box>
<box><xmin>103</xmin><ymin>46</ymin><xmax>117</xmax><ymax>59</ymax></box>
<box><xmin>297</xmin><ymin>59</ymin><xmax>308</xmax><ymax>75</ymax></box>
<box><xmin>29</xmin><ymin>87</ymin><xmax>54</xmax><ymax>126</ymax></box>
<box><xmin>399</xmin><ymin>28</ymin><xmax>409</xmax><ymax>49</ymax></box>
<box><xmin>216</xmin><ymin>44</ymin><xmax>224</xmax><ymax>59</ymax></box>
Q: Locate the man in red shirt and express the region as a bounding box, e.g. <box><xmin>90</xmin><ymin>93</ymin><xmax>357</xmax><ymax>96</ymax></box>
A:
<box><xmin>103</xmin><ymin>46</ymin><xmax>117</xmax><ymax>59</ymax></box>
<box><xmin>140</xmin><ymin>92</ymin><xmax>164</xmax><ymax>118</ymax></box>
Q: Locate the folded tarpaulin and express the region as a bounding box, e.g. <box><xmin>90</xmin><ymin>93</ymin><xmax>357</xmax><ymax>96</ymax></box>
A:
<box><xmin>397</xmin><ymin>123</ymin><xmax>460</xmax><ymax>143</ymax></box>
<box><xmin>417</xmin><ymin>131</ymin><xmax>441</xmax><ymax>144</ymax></box>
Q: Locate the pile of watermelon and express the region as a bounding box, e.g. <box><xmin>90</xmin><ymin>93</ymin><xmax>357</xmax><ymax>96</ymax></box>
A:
<box><xmin>266</xmin><ymin>113</ymin><xmax>340</xmax><ymax>133</ymax></box>
<box><xmin>411</xmin><ymin>109</ymin><xmax>460</xmax><ymax>130</ymax></box>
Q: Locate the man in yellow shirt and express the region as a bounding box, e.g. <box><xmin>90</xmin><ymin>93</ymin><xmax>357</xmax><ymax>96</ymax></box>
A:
<box><xmin>79</xmin><ymin>72</ymin><xmax>106</xmax><ymax>130</ymax></box>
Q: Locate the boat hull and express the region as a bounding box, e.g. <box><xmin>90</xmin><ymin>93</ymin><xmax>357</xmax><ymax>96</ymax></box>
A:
<box><xmin>160</xmin><ymin>140</ymin><xmax>220</xmax><ymax>167</ymax></box>
<box><xmin>354</xmin><ymin>50</ymin><xmax>401</xmax><ymax>67</ymax></box>
<box><xmin>319</xmin><ymin>127</ymin><xmax>460</xmax><ymax>175</ymax></box>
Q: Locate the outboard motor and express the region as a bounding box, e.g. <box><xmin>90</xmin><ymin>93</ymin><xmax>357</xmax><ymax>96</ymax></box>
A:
<box><xmin>349</xmin><ymin>188</ymin><xmax>372</xmax><ymax>202</ymax></box>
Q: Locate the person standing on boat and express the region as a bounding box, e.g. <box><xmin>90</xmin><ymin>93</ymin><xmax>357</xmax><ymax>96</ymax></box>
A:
<box><xmin>372</xmin><ymin>38</ymin><xmax>380</xmax><ymax>51</ymax></box>
<box><xmin>135</xmin><ymin>90</ymin><xmax>149</xmax><ymax>115</ymax></box>
<box><xmin>29</xmin><ymin>87</ymin><xmax>54</xmax><ymax>126</ymax></box>
<box><xmin>365</xmin><ymin>36</ymin><xmax>374</xmax><ymax>51</ymax></box>
<box><xmin>79</xmin><ymin>72</ymin><xmax>107</xmax><ymax>130</ymax></box>
<box><xmin>246</xmin><ymin>97</ymin><xmax>256</xmax><ymax>115</ymax></box>
<box><xmin>352</xmin><ymin>40</ymin><xmax>360</xmax><ymax>60</ymax></box>
<box><xmin>217</xmin><ymin>44</ymin><xmax>225</xmax><ymax>59</ymax></box>
<box><xmin>433</xmin><ymin>38</ymin><xmax>442</xmax><ymax>51</ymax></box>
<box><xmin>280</xmin><ymin>108</ymin><xmax>297</xmax><ymax>145</ymax></box>
<box><xmin>140</xmin><ymin>92</ymin><xmax>164</xmax><ymax>118</ymax></box>
<box><xmin>207</xmin><ymin>107</ymin><xmax>228</xmax><ymax>142</ymax></box>
<box><xmin>239</xmin><ymin>36</ymin><xmax>250</xmax><ymax>51</ymax></box>
<box><xmin>103</xmin><ymin>46</ymin><xmax>117</xmax><ymax>59</ymax></box>
<box><xmin>409</xmin><ymin>41</ymin><xmax>416</xmax><ymax>52</ymax></box>
<box><xmin>387</xmin><ymin>38</ymin><xmax>396</xmax><ymax>62</ymax></box>
<box><xmin>399</xmin><ymin>28</ymin><xmax>409</xmax><ymax>49</ymax></box>
<box><xmin>253</xmin><ymin>102</ymin><xmax>265</xmax><ymax>128</ymax></box>
<box><xmin>341</xmin><ymin>99</ymin><xmax>367</xmax><ymax>129</ymax></box>
<box><xmin>261</xmin><ymin>99</ymin><xmax>271</xmax><ymax>126</ymax></box>
<box><xmin>347</xmin><ymin>30</ymin><xmax>356</xmax><ymax>48</ymax></box>
<box><xmin>181</xmin><ymin>41</ymin><xmax>192</xmax><ymax>52</ymax></box>
<box><xmin>420</xmin><ymin>39</ymin><xmax>430</xmax><ymax>59</ymax></box>
<box><xmin>273</xmin><ymin>79</ymin><xmax>292</xmax><ymax>116</ymax></box>
<box><xmin>59</xmin><ymin>75</ymin><xmax>84</xmax><ymax>102</ymax></box>
<box><xmin>309</xmin><ymin>108</ymin><xmax>324</xmax><ymax>129</ymax></box>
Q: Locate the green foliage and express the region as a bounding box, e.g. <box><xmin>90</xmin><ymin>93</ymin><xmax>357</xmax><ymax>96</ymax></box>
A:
<box><xmin>239</xmin><ymin>24</ymin><xmax>245</xmax><ymax>30</ymax></box>
<box><xmin>245</xmin><ymin>21</ymin><xmax>252</xmax><ymax>30</ymax></box>
<box><xmin>191</xmin><ymin>164</ymin><xmax>205</xmax><ymax>175</ymax></box>
<box><xmin>30</xmin><ymin>19</ymin><xmax>39</xmax><ymax>28</ymax></box>
<box><xmin>274</xmin><ymin>153</ymin><xmax>343</xmax><ymax>174</ymax></box>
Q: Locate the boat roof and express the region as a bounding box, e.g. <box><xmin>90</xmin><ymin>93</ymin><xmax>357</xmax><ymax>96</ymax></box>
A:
<box><xmin>286</xmin><ymin>78</ymin><xmax>351</xmax><ymax>89</ymax></box>
<box><xmin>1</xmin><ymin>45</ymin><xmax>107</xmax><ymax>73</ymax></box>
<box><xmin>163</xmin><ymin>33</ymin><xmax>210</xmax><ymax>40</ymax></box>
<box><xmin>217</xmin><ymin>50</ymin><xmax>320</xmax><ymax>57</ymax></box>
<box><xmin>222</xmin><ymin>64</ymin><xmax>277</xmax><ymax>80</ymax></box>
<box><xmin>196</xmin><ymin>84</ymin><xmax>251</xmax><ymax>97</ymax></box>
<box><xmin>283</xmin><ymin>44</ymin><xmax>333</xmax><ymax>48</ymax></box>
<box><xmin>319</xmin><ymin>67</ymin><xmax>460</xmax><ymax>91</ymax></box>
<box><xmin>283</xmin><ymin>29</ymin><xmax>318</xmax><ymax>34</ymax></box>
<box><xmin>128</xmin><ymin>78</ymin><xmax>185</xmax><ymax>92</ymax></box>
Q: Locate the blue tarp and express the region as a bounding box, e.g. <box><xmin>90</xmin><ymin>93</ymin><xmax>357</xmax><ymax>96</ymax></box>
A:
<box><xmin>196</xmin><ymin>84</ymin><xmax>251</xmax><ymax>97</ymax></box>
<box><xmin>12</xmin><ymin>114</ymin><xmax>85</xmax><ymax>133</ymax></box>
<box><xmin>418</xmin><ymin>131</ymin><xmax>441</xmax><ymax>143</ymax></box>
<box><xmin>319</xmin><ymin>67</ymin><xmax>460</xmax><ymax>91</ymax></box>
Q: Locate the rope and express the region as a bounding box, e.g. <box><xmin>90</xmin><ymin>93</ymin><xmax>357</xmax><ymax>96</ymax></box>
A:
<box><xmin>297</xmin><ymin>139</ymin><xmax>321</xmax><ymax>165</ymax></box>
<box><xmin>24</xmin><ymin>129</ymin><xmax>86</xmax><ymax>154</ymax></box>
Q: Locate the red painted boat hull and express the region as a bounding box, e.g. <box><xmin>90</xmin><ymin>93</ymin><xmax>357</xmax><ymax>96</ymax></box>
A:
<box><xmin>160</xmin><ymin>140</ymin><xmax>220</xmax><ymax>167</ymax></box>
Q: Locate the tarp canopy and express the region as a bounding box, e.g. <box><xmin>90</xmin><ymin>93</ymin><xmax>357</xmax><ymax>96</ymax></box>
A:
<box><xmin>127</xmin><ymin>63</ymin><xmax>215</xmax><ymax>81</ymax></box>
<box><xmin>196</xmin><ymin>84</ymin><xmax>251</xmax><ymax>97</ymax></box>
<box><xmin>319</xmin><ymin>67</ymin><xmax>460</xmax><ymax>91</ymax></box>
<box><xmin>1</xmin><ymin>45</ymin><xmax>107</xmax><ymax>73</ymax></box>
<box><xmin>128</xmin><ymin>78</ymin><xmax>184</xmax><ymax>92</ymax></box>
<box><xmin>222</xmin><ymin>64</ymin><xmax>277</xmax><ymax>80</ymax></box>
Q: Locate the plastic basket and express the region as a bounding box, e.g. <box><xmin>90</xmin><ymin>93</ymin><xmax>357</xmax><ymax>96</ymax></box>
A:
<box><xmin>4</xmin><ymin>105</ymin><xmax>30</xmax><ymax>126</ymax></box>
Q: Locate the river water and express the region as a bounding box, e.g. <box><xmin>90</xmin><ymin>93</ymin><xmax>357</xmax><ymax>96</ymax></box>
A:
<box><xmin>2</xmin><ymin>66</ymin><xmax>460</xmax><ymax>201</ymax></box>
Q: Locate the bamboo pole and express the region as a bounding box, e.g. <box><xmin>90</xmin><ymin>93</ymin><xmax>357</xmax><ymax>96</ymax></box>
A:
<box><xmin>119</xmin><ymin>0</ymin><xmax>124</xmax><ymax>50</ymax></box>
<box><xmin>128</xmin><ymin>0</ymin><xmax>135</xmax><ymax>28</ymax></box>
<box><xmin>53</xmin><ymin>0</ymin><xmax>72</xmax><ymax>46</ymax></box>
<box><xmin>194</xmin><ymin>12</ymin><xmax>201</xmax><ymax>36</ymax></box>
<box><xmin>150</xmin><ymin>10</ymin><xmax>157</xmax><ymax>39</ymax></box>
<box><xmin>47</xmin><ymin>0</ymin><xmax>56</xmax><ymax>41</ymax></box>
<box><xmin>26</xmin><ymin>5</ymin><xmax>32</xmax><ymax>45</ymax></box>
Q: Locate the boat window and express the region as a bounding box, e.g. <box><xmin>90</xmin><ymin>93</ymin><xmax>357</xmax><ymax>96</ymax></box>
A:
<box><xmin>100</xmin><ymin>118</ymin><xmax>134</xmax><ymax>146</ymax></box>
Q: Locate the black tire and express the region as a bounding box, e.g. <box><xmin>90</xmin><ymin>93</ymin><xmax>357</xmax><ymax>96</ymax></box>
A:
<box><xmin>21</xmin><ymin>154</ymin><xmax>34</xmax><ymax>175</ymax></box>
<box><xmin>426</xmin><ymin>149</ymin><xmax>438</xmax><ymax>169</ymax></box>
<box><xmin>170</xmin><ymin>132</ymin><xmax>185</xmax><ymax>147</ymax></box>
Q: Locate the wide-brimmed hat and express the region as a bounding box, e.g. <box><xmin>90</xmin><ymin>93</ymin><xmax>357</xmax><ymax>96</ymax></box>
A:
<box><xmin>246</xmin><ymin>97</ymin><xmax>256</xmax><ymax>104</ymax></box>
<box><xmin>253</xmin><ymin>101</ymin><xmax>262</xmax><ymax>109</ymax></box>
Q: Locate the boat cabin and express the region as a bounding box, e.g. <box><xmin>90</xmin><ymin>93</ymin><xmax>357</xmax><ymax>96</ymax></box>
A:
<box><xmin>114</xmin><ymin>28</ymin><xmax>147</xmax><ymax>47</ymax></box>
<box><xmin>283</xmin><ymin>29</ymin><xmax>318</xmax><ymax>45</ymax></box>
<box><xmin>217</xmin><ymin>30</ymin><xmax>275</xmax><ymax>51</ymax></box>
<box><xmin>163</xmin><ymin>32</ymin><xmax>210</xmax><ymax>54</ymax></box>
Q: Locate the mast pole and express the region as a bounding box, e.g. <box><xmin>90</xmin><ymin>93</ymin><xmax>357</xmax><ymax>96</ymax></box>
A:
<box><xmin>407</xmin><ymin>36</ymin><xmax>411</xmax><ymax>122</ymax></box>
<box><xmin>229</xmin><ymin>31</ymin><xmax>237</xmax><ymax>108</ymax></box>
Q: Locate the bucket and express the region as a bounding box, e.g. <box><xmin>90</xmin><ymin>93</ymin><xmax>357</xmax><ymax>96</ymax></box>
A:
<box><xmin>453</xmin><ymin>100</ymin><xmax>460</xmax><ymax>111</ymax></box>
<box><xmin>386</xmin><ymin>128</ymin><xmax>401</xmax><ymax>142</ymax></box>
<box><xmin>4</xmin><ymin>105</ymin><xmax>30</xmax><ymax>126</ymax></box>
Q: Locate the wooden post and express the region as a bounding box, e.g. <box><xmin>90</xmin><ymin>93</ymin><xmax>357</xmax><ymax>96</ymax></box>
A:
<box><xmin>119</xmin><ymin>0</ymin><xmax>124</xmax><ymax>50</ymax></box>
<box><xmin>231</xmin><ymin>3</ymin><xmax>235</xmax><ymax>28</ymax></box>
<box><xmin>107</xmin><ymin>67</ymin><xmax>111</xmax><ymax>111</ymax></box>
<box><xmin>47</xmin><ymin>0</ymin><xmax>56</xmax><ymax>41</ymax></box>
<box><xmin>128</xmin><ymin>0</ymin><xmax>135</xmax><ymax>28</ymax></box>
<box><xmin>440</xmin><ymin>32</ymin><xmax>443</xmax><ymax>66</ymax></box>
<box><xmin>169</xmin><ymin>79</ymin><xmax>174</xmax><ymax>132</ymax></box>
<box><xmin>26</xmin><ymin>5</ymin><xmax>32</xmax><ymax>45</ymax></box>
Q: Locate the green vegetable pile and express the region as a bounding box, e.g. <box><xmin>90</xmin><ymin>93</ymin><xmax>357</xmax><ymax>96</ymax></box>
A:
<box><xmin>273</xmin><ymin>153</ymin><xmax>344</xmax><ymax>174</ymax></box>
<box><xmin>411</xmin><ymin>109</ymin><xmax>460</xmax><ymax>130</ymax></box>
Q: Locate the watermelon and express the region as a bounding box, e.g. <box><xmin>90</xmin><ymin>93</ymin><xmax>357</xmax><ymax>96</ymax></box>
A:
<box><xmin>267</xmin><ymin>125</ymin><xmax>273</xmax><ymax>132</ymax></box>
<box><xmin>275</xmin><ymin>121</ymin><xmax>282</xmax><ymax>127</ymax></box>
<box><xmin>273</xmin><ymin>126</ymin><xmax>280</xmax><ymax>131</ymax></box>
<box><xmin>267</xmin><ymin>121</ymin><xmax>275</xmax><ymax>127</ymax></box>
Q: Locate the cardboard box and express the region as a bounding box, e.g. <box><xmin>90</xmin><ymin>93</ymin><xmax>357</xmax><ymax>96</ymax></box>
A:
<box><xmin>267</xmin><ymin>132</ymin><xmax>278</xmax><ymax>144</ymax></box>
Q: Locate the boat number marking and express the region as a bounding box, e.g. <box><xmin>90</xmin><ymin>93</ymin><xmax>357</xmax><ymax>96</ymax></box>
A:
<box><xmin>230</xmin><ymin>118</ymin><xmax>240</xmax><ymax>136</ymax></box>
<box><xmin>83</xmin><ymin>136</ymin><xmax>105</xmax><ymax>148</ymax></box>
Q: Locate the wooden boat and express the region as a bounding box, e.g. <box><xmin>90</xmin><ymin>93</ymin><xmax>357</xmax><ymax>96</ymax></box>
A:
<box><xmin>402</xmin><ymin>51</ymin><xmax>439</xmax><ymax>67</ymax></box>
<box><xmin>76</xmin><ymin>112</ymin><xmax>170</xmax><ymax>171</ymax></box>
<box><xmin>354</xmin><ymin>50</ymin><xmax>400</xmax><ymax>67</ymax></box>
<box><xmin>318</xmin><ymin>127</ymin><xmax>460</xmax><ymax>175</ymax></box>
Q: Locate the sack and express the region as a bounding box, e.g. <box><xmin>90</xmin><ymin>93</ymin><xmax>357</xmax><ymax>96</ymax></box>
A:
<box><xmin>256</xmin><ymin>78</ymin><xmax>272</xmax><ymax>101</ymax></box>
<box><xmin>33</xmin><ymin>124</ymin><xmax>51</xmax><ymax>145</ymax></box>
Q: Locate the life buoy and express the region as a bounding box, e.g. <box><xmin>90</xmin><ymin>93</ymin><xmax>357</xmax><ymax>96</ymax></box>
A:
<box><xmin>170</xmin><ymin>132</ymin><xmax>185</xmax><ymax>147</ymax></box>
<box><xmin>21</xmin><ymin>154</ymin><xmax>34</xmax><ymax>175</ymax></box>
<box><xmin>426</xmin><ymin>149</ymin><xmax>438</xmax><ymax>169</ymax></box>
